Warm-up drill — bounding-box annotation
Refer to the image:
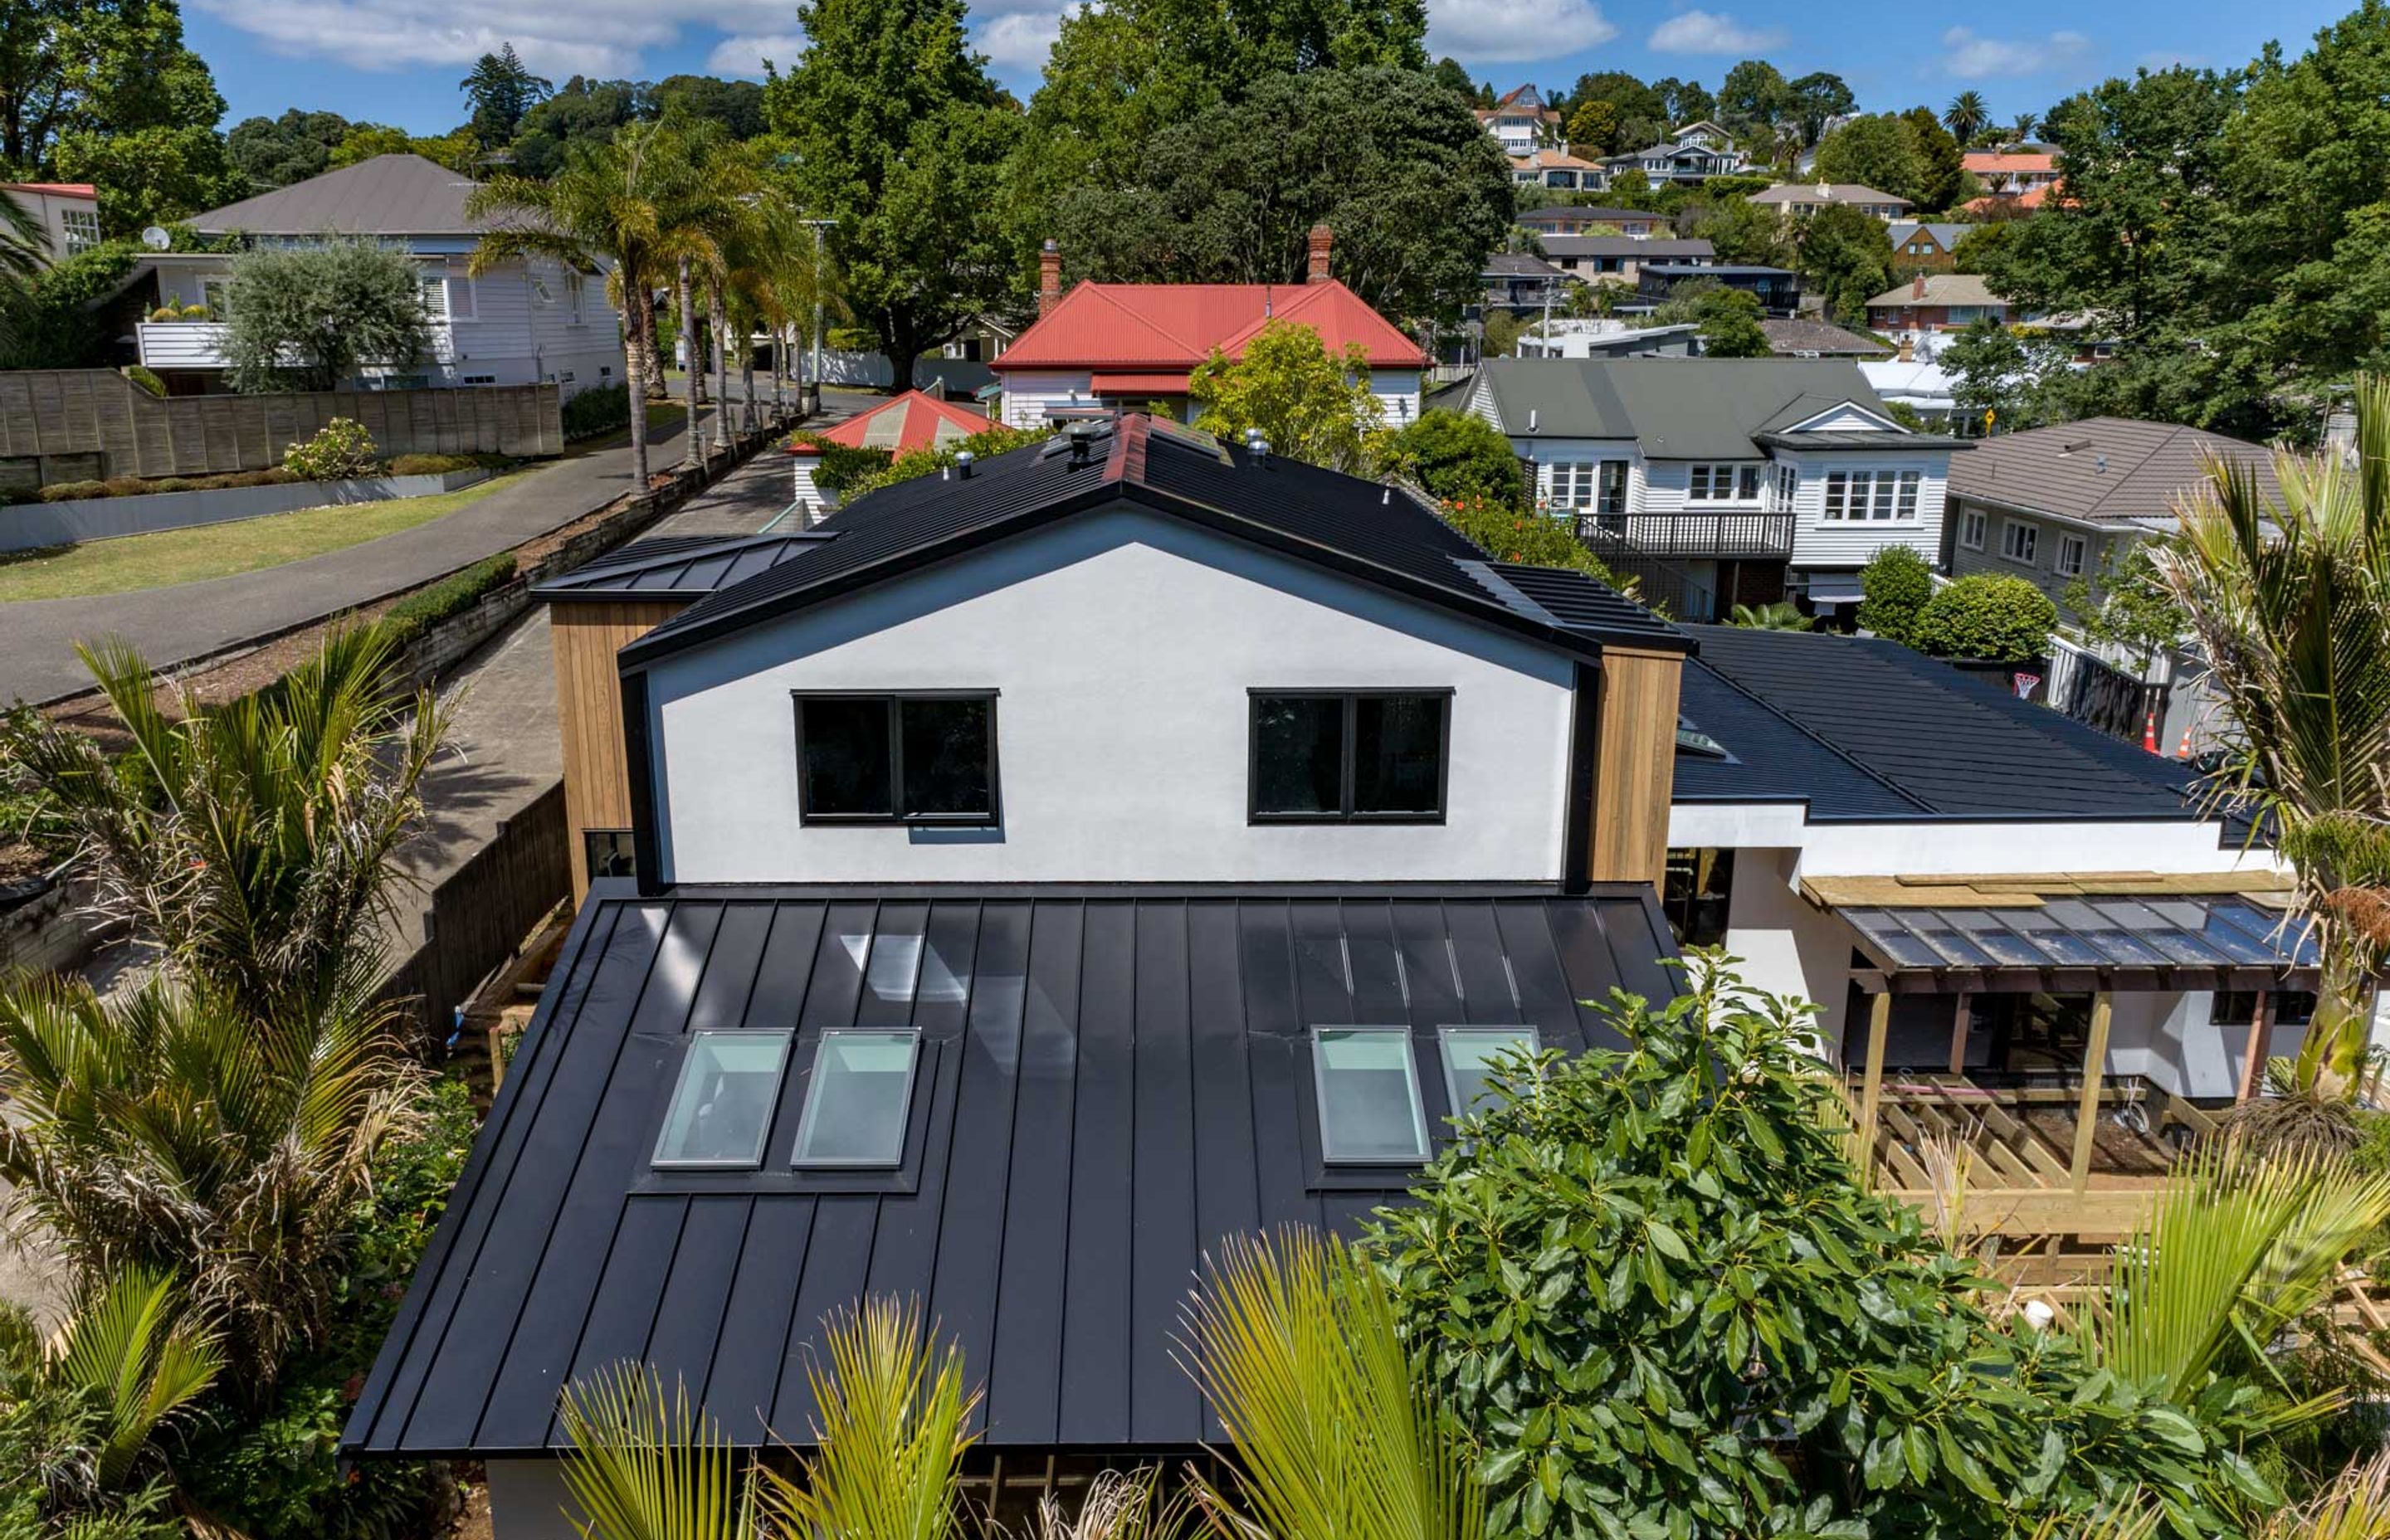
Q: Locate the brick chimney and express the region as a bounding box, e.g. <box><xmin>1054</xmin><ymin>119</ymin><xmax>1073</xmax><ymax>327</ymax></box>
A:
<box><xmin>1306</xmin><ymin>224</ymin><xmax>1334</xmax><ymax>285</ymax></box>
<box><xmin>1912</xmin><ymin>272</ymin><xmax>1927</xmax><ymax>300</ymax></box>
<box><xmin>1038</xmin><ymin>239</ymin><xmax>1062</xmax><ymax>317</ymax></box>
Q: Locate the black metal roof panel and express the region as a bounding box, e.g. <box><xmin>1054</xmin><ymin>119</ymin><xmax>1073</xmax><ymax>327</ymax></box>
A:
<box><xmin>344</xmin><ymin>883</ymin><xmax>1681</xmax><ymax>1459</ymax></box>
<box><xmin>1459</xmin><ymin>561</ymin><xmax>1694</xmax><ymax>652</ymax></box>
<box><xmin>1684</xmin><ymin>626</ymin><xmax>2207</xmax><ymax>821</ymax></box>
<box><xmin>619</xmin><ymin>417</ymin><xmax>1690</xmax><ymax>667</ymax></box>
<box><xmin>1673</xmin><ymin>659</ymin><xmax>1927</xmax><ymax>817</ymax></box>
<box><xmin>535</xmin><ymin>534</ymin><xmax>835</xmax><ymax>602</ymax></box>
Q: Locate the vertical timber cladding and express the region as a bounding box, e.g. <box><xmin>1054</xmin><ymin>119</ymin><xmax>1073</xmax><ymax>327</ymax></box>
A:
<box><xmin>0</xmin><ymin>371</ymin><xmax>563</xmax><ymax>481</ymax></box>
<box><xmin>549</xmin><ymin>600</ymin><xmax>690</xmax><ymax>899</ymax></box>
<box><xmin>1587</xmin><ymin>645</ymin><xmax>1684</xmax><ymax>888</ymax></box>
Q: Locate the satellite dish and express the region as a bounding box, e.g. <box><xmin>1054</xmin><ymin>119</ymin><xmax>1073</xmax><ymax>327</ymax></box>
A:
<box><xmin>139</xmin><ymin>226</ymin><xmax>170</xmax><ymax>251</ymax></box>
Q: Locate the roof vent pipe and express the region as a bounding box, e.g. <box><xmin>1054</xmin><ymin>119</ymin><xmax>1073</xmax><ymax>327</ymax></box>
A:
<box><xmin>955</xmin><ymin>450</ymin><xmax>975</xmax><ymax>479</ymax></box>
<box><xmin>1528</xmin><ymin>407</ymin><xmax>1539</xmax><ymax>433</ymax></box>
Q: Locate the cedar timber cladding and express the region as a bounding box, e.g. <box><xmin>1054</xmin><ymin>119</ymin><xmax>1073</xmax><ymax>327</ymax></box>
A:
<box><xmin>1590</xmin><ymin>647</ymin><xmax>1682</xmax><ymax>886</ymax></box>
<box><xmin>342</xmin><ymin>886</ymin><xmax>1681</xmax><ymax>1457</ymax></box>
<box><xmin>550</xmin><ymin>601</ymin><xmax>686</xmax><ymax>899</ymax></box>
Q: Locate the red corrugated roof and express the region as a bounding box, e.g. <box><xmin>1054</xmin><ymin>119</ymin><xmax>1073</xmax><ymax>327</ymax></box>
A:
<box><xmin>1963</xmin><ymin>151</ymin><xmax>2056</xmax><ymax>173</ymax></box>
<box><xmin>810</xmin><ymin>389</ymin><xmax>988</xmax><ymax>452</ymax></box>
<box><xmin>993</xmin><ymin>280</ymin><xmax>1427</xmax><ymax>375</ymax></box>
<box><xmin>1</xmin><ymin>182</ymin><xmax>97</xmax><ymax>198</ymax></box>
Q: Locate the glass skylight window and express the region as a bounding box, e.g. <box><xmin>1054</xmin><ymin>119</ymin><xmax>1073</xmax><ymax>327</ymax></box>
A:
<box><xmin>1311</xmin><ymin>1028</ymin><xmax>1429</xmax><ymax>1163</ymax></box>
<box><xmin>793</xmin><ymin>1031</ymin><xmax>921</xmax><ymax>1167</ymax></box>
<box><xmin>1438</xmin><ymin>1026</ymin><xmax>1539</xmax><ymax>1122</ymax></box>
<box><xmin>652</xmin><ymin>1031</ymin><xmax>792</xmax><ymax>1168</ymax></box>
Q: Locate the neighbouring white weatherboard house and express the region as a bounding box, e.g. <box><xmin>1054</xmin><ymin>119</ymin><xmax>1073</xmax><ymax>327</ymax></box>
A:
<box><xmin>112</xmin><ymin>154</ymin><xmax>622</xmax><ymax>397</ymax></box>
<box><xmin>1461</xmin><ymin>357</ymin><xmax>1965</xmax><ymax>621</ymax></box>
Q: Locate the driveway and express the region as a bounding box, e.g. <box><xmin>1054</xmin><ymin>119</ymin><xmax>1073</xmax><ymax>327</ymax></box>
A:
<box><xmin>0</xmin><ymin>416</ymin><xmax>691</xmax><ymax>707</ymax></box>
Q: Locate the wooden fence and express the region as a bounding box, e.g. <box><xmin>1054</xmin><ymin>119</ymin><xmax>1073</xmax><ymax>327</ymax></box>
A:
<box><xmin>0</xmin><ymin>371</ymin><xmax>563</xmax><ymax>487</ymax></box>
<box><xmin>385</xmin><ymin>780</ymin><xmax>569</xmax><ymax>1036</ymax></box>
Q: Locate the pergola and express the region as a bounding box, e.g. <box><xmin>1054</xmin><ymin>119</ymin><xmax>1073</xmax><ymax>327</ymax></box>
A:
<box><xmin>1806</xmin><ymin>872</ymin><xmax>2318</xmax><ymax>1236</ymax></box>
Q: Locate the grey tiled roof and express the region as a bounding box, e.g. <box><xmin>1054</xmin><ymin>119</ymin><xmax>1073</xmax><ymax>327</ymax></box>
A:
<box><xmin>1945</xmin><ymin>417</ymin><xmax>2281</xmax><ymax>528</ymax></box>
<box><xmin>1758</xmin><ymin>318</ymin><xmax>1893</xmax><ymax>358</ymax></box>
<box><xmin>1474</xmin><ymin>358</ymin><xmax>1897</xmax><ymax>458</ymax></box>
<box><xmin>188</xmin><ymin>154</ymin><xmax>487</xmax><ymax>236</ymax></box>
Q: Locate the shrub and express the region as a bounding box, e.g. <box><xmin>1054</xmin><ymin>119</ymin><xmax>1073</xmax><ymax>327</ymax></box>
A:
<box><xmin>281</xmin><ymin>418</ymin><xmax>378</xmax><ymax>480</ymax></box>
<box><xmin>1856</xmin><ymin>544</ymin><xmax>1935</xmax><ymax>643</ymax></box>
<box><xmin>179</xmin><ymin>1078</ymin><xmax>476</xmax><ymax>1540</ymax></box>
<box><xmin>1375</xmin><ymin>409</ymin><xmax>1527</xmax><ymax>509</ymax></box>
<box><xmin>178</xmin><ymin>303</ymin><xmax>211</xmax><ymax>320</ymax></box>
<box><xmin>383</xmin><ymin>451</ymin><xmax>508</xmax><ymax>476</ymax></box>
<box><xmin>37</xmin><ymin>466</ymin><xmax>304</xmax><ymax>502</ymax></box>
<box><xmin>789</xmin><ymin>431</ymin><xmax>894</xmax><ymax>495</ymax></box>
<box><xmin>122</xmin><ymin>364</ymin><xmax>165</xmax><ymax>397</ymax></box>
<box><xmin>1437</xmin><ymin>491</ymin><xmax>1624</xmax><ymax>587</ymax></box>
<box><xmin>1910</xmin><ymin>572</ymin><xmax>2056</xmax><ymax>662</ymax></box>
<box><xmin>378</xmin><ymin>553</ymin><xmax>518</xmax><ymax>646</ymax></box>
<box><xmin>561</xmin><ymin>381</ymin><xmax>632</xmax><ymax>440</ymax></box>
<box><xmin>841</xmin><ymin>422</ymin><xmax>1057</xmax><ymax>500</ymax></box>
<box><xmin>147</xmin><ymin>305</ymin><xmax>178</xmax><ymax>322</ymax></box>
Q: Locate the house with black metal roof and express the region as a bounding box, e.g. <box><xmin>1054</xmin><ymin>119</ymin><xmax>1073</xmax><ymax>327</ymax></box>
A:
<box><xmin>349</xmin><ymin>414</ymin><xmax>1701</xmax><ymax>1533</ymax></box>
<box><xmin>1666</xmin><ymin>621</ymin><xmax>2305</xmax><ymax>1233</ymax></box>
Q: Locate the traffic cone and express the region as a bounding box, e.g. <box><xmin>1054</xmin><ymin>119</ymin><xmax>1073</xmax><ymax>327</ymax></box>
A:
<box><xmin>2175</xmin><ymin>722</ymin><xmax>2194</xmax><ymax>760</ymax></box>
<box><xmin>2142</xmin><ymin>707</ymin><xmax>2159</xmax><ymax>754</ymax></box>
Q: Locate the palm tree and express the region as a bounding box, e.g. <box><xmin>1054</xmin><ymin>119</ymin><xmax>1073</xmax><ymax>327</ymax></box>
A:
<box><xmin>2150</xmin><ymin>375</ymin><xmax>2390</xmax><ymax>1098</ymax></box>
<box><xmin>0</xmin><ymin>973</ymin><xmax>425</xmax><ymax>1386</ymax></box>
<box><xmin>0</xmin><ymin>626</ymin><xmax>450</xmax><ymax>1025</ymax></box>
<box><xmin>1178</xmin><ymin>1227</ymin><xmax>1485</xmax><ymax>1540</ymax></box>
<box><xmin>468</xmin><ymin>119</ymin><xmax>719</xmax><ymax>495</ymax></box>
<box><xmin>2010</xmin><ymin>112</ymin><xmax>2040</xmax><ymax>146</ymax></box>
<box><xmin>1944</xmin><ymin>91</ymin><xmax>1990</xmax><ymax>144</ymax></box>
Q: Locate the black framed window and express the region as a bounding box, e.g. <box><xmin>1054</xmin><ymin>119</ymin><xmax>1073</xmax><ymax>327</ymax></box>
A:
<box><xmin>583</xmin><ymin>828</ymin><xmax>637</xmax><ymax>882</ymax></box>
<box><xmin>794</xmin><ymin>692</ymin><xmax>997</xmax><ymax>824</ymax></box>
<box><xmin>1250</xmin><ymin>690</ymin><xmax>1450</xmax><ymax>822</ymax></box>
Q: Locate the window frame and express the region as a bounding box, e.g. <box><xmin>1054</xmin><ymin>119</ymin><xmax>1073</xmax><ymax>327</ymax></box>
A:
<box><xmin>792</xmin><ymin>690</ymin><xmax>1002</xmax><ymax>827</ymax></box>
<box><xmin>2055</xmin><ymin>532</ymin><xmax>2086</xmax><ymax>578</ymax></box>
<box><xmin>651</xmin><ymin>1028</ymin><xmax>795</xmax><ymax>1171</ymax></box>
<box><xmin>790</xmin><ymin>1027</ymin><xmax>924</xmax><ymax>1169</ymax></box>
<box><xmin>1246</xmin><ymin>688</ymin><xmax>1453</xmax><ymax>826</ymax></box>
<box><xmin>1310</xmin><ymin>1026</ymin><xmax>1432</xmax><ymax>1166</ymax></box>
<box><xmin>1960</xmin><ymin>507</ymin><xmax>1987</xmax><ymax>549</ymax></box>
<box><xmin>1999</xmin><ymin>518</ymin><xmax>2039</xmax><ymax>567</ymax></box>
<box><xmin>59</xmin><ymin>206</ymin><xmax>100</xmax><ymax>256</ymax></box>
<box><xmin>583</xmin><ymin>827</ymin><xmax>637</xmax><ymax>883</ymax></box>
<box><xmin>1436</xmin><ymin>1025</ymin><xmax>1540</xmax><ymax>1123</ymax></box>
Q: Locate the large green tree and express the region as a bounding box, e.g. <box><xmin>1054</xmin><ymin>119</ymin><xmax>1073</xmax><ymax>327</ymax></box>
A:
<box><xmin>1717</xmin><ymin>58</ymin><xmax>1792</xmax><ymax>129</ymax></box>
<box><xmin>1047</xmin><ymin>66</ymin><xmax>1511</xmax><ymax>324</ymax></box>
<box><xmin>1787</xmin><ymin>71</ymin><xmax>1855</xmax><ymax>144</ymax></box>
<box><xmin>461</xmin><ymin>42</ymin><xmax>549</xmax><ymax>147</ymax></box>
<box><xmin>1567</xmin><ymin>68</ymin><xmax>1667</xmax><ymax>150</ymax></box>
<box><xmin>219</xmin><ymin>241</ymin><xmax>433</xmax><ymax>393</ymax></box>
<box><xmin>54</xmin><ymin>121</ymin><xmax>242</xmax><ymax>234</ymax></box>
<box><xmin>0</xmin><ymin>0</ymin><xmax>224</xmax><ymax>173</ymax></box>
<box><xmin>1900</xmin><ymin>104</ymin><xmax>1967</xmax><ymax>209</ymax></box>
<box><xmin>1797</xmin><ymin>202</ymin><xmax>1895</xmax><ymax>322</ymax></box>
<box><xmin>764</xmin><ymin>0</ymin><xmax>1014</xmax><ymax>377</ymax></box>
<box><xmin>1812</xmin><ymin>112</ymin><xmax>1923</xmax><ymax>199</ymax></box>
<box><xmin>506</xmin><ymin>75</ymin><xmax>644</xmax><ymax>178</ymax></box>
<box><xmin>225</xmin><ymin>109</ymin><xmax>350</xmax><ymax>190</ymax></box>
<box><xmin>1653</xmin><ymin>75</ymin><xmax>1715</xmax><ymax>126</ymax></box>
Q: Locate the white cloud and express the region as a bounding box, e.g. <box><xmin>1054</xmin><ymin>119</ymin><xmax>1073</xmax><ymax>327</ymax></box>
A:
<box><xmin>707</xmin><ymin>32</ymin><xmax>804</xmax><ymax>79</ymax></box>
<box><xmin>975</xmin><ymin>9</ymin><xmax>1066</xmax><ymax>71</ymax></box>
<box><xmin>1427</xmin><ymin>0</ymin><xmax>1616</xmax><ymax>65</ymax></box>
<box><xmin>1941</xmin><ymin>26</ymin><xmax>2092</xmax><ymax>80</ymax></box>
<box><xmin>193</xmin><ymin>0</ymin><xmax>795</xmax><ymax>78</ymax></box>
<box><xmin>1646</xmin><ymin>9</ymin><xmax>1785</xmax><ymax>55</ymax></box>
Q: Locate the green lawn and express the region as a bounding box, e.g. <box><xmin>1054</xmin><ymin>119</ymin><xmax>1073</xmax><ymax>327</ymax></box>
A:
<box><xmin>0</xmin><ymin>468</ymin><xmax>539</xmax><ymax>602</ymax></box>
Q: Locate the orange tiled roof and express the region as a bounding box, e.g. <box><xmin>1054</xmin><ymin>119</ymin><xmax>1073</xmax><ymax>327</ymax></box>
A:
<box><xmin>810</xmin><ymin>389</ymin><xmax>988</xmax><ymax>452</ymax></box>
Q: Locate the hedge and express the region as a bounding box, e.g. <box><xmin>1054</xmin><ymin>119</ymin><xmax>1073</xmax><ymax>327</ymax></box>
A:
<box><xmin>1856</xmin><ymin>546</ymin><xmax>1934</xmax><ymax>644</ymax></box>
<box><xmin>2</xmin><ymin>456</ymin><xmax>508</xmax><ymax>505</ymax></box>
<box><xmin>562</xmin><ymin>382</ymin><xmax>632</xmax><ymax>440</ymax></box>
<box><xmin>1909</xmin><ymin>573</ymin><xmax>2057</xmax><ymax>663</ymax></box>
<box><xmin>384</xmin><ymin>452</ymin><xmax>511</xmax><ymax>476</ymax></box>
<box><xmin>789</xmin><ymin>431</ymin><xmax>894</xmax><ymax>495</ymax></box>
<box><xmin>378</xmin><ymin>553</ymin><xmax>519</xmax><ymax>646</ymax></box>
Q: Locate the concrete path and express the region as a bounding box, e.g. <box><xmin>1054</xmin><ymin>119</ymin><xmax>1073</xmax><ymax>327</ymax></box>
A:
<box><xmin>0</xmin><ymin>417</ymin><xmax>689</xmax><ymax>706</ymax></box>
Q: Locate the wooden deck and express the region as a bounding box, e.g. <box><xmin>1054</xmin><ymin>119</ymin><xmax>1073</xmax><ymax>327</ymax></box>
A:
<box><xmin>1856</xmin><ymin>1074</ymin><xmax>2212</xmax><ymax>1239</ymax></box>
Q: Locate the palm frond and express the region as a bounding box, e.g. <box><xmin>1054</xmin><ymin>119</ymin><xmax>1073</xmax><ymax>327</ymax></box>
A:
<box><xmin>53</xmin><ymin>1264</ymin><xmax>224</xmax><ymax>1490</ymax></box>
<box><xmin>1177</xmin><ymin>1227</ymin><xmax>1484</xmax><ymax>1540</ymax></box>
<box><xmin>557</xmin><ymin>1362</ymin><xmax>752</xmax><ymax>1540</ymax></box>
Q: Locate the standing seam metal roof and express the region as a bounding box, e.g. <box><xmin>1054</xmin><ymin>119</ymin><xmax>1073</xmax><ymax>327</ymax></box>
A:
<box><xmin>341</xmin><ymin>884</ymin><xmax>1682</xmax><ymax>1457</ymax></box>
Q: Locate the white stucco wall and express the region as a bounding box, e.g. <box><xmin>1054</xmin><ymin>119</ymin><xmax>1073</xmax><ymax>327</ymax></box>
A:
<box><xmin>644</xmin><ymin>506</ymin><xmax>1580</xmax><ymax>885</ymax></box>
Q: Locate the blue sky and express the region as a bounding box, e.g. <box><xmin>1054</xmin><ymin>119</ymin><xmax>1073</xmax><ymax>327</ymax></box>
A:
<box><xmin>186</xmin><ymin>0</ymin><xmax>2352</xmax><ymax>138</ymax></box>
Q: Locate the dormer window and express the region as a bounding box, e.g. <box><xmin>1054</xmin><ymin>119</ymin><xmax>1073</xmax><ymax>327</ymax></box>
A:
<box><xmin>1250</xmin><ymin>690</ymin><xmax>1450</xmax><ymax>823</ymax></box>
<box><xmin>795</xmin><ymin>692</ymin><xmax>997</xmax><ymax>824</ymax></box>
<box><xmin>792</xmin><ymin>1030</ymin><xmax>921</xmax><ymax>1167</ymax></box>
<box><xmin>1312</xmin><ymin>1028</ymin><xmax>1429</xmax><ymax>1163</ymax></box>
<box><xmin>653</xmin><ymin>1031</ymin><xmax>793</xmax><ymax>1168</ymax></box>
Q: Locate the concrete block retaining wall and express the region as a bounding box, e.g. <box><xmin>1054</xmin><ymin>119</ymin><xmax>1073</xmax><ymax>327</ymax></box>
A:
<box><xmin>0</xmin><ymin>468</ymin><xmax>492</xmax><ymax>553</ymax></box>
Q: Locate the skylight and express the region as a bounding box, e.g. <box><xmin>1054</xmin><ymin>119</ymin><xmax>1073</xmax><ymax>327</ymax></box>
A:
<box><xmin>792</xmin><ymin>1030</ymin><xmax>921</xmax><ymax>1167</ymax></box>
<box><xmin>1438</xmin><ymin>1026</ymin><xmax>1540</xmax><ymax>1122</ymax></box>
<box><xmin>1311</xmin><ymin>1028</ymin><xmax>1429</xmax><ymax>1163</ymax></box>
<box><xmin>653</xmin><ymin>1031</ymin><xmax>792</xmax><ymax>1169</ymax></box>
<box><xmin>1675</xmin><ymin>718</ymin><xmax>1732</xmax><ymax>759</ymax></box>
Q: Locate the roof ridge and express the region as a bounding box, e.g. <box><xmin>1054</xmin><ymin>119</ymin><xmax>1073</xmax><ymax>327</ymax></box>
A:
<box><xmin>2082</xmin><ymin>420</ymin><xmax>2194</xmax><ymax>519</ymax></box>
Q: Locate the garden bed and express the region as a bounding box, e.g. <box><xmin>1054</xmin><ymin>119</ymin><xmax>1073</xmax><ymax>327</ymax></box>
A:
<box><xmin>0</xmin><ymin>465</ymin><xmax>499</xmax><ymax>554</ymax></box>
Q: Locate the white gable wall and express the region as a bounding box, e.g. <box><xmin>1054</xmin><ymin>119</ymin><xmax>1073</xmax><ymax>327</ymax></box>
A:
<box><xmin>998</xmin><ymin>371</ymin><xmax>1421</xmax><ymax>431</ymax></box>
<box><xmin>643</xmin><ymin>507</ymin><xmax>1579</xmax><ymax>885</ymax></box>
<box><xmin>1771</xmin><ymin>445</ymin><xmax>1949</xmax><ymax>570</ymax></box>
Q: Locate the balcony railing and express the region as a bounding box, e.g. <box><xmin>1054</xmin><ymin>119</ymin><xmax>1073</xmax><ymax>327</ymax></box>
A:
<box><xmin>1575</xmin><ymin>509</ymin><xmax>1795</xmax><ymax>560</ymax></box>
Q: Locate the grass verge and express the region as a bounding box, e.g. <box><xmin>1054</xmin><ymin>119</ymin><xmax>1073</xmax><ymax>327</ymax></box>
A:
<box><xmin>0</xmin><ymin>468</ymin><xmax>538</xmax><ymax>602</ymax></box>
